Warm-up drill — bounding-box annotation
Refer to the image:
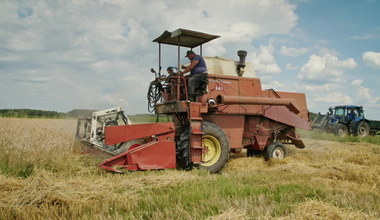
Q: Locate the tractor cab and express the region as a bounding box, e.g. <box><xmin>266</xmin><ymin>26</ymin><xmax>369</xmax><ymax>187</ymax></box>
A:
<box><xmin>329</xmin><ymin>105</ymin><xmax>364</xmax><ymax>124</ymax></box>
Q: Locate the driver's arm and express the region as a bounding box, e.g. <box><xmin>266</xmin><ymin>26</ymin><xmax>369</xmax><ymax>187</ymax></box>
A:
<box><xmin>182</xmin><ymin>60</ymin><xmax>199</xmax><ymax>74</ymax></box>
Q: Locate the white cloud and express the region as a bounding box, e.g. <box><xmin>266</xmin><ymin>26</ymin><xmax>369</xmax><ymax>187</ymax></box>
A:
<box><xmin>262</xmin><ymin>80</ymin><xmax>285</xmax><ymax>91</ymax></box>
<box><xmin>314</xmin><ymin>92</ymin><xmax>353</xmax><ymax>105</ymax></box>
<box><xmin>298</xmin><ymin>83</ymin><xmax>339</xmax><ymax>93</ymax></box>
<box><xmin>350</xmin><ymin>34</ymin><xmax>377</xmax><ymax>40</ymax></box>
<box><xmin>0</xmin><ymin>0</ymin><xmax>298</xmax><ymax>113</ymax></box>
<box><xmin>285</xmin><ymin>63</ymin><xmax>298</xmax><ymax>70</ymax></box>
<box><xmin>362</xmin><ymin>51</ymin><xmax>380</xmax><ymax>68</ymax></box>
<box><xmin>250</xmin><ymin>44</ymin><xmax>281</xmax><ymax>74</ymax></box>
<box><xmin>297</xmin><ymin>53</ymin><xmax>357</xmax><ymax>83</ymax></box>
<box><xmin>318</xmin><ymin>47</ymin><xmax>339</xmax><ymax>57</ymax></box>
<box><xmin>298</xmin><ymin>78</ymin><xmax>380</xmax><ymax>118</ymax></box>
<box><xmin>350</xmin><ymin>79</ymin><xmax>380</xmax><ymax>104</ymax></box>
<box><xmin>280</xmin><ymin>46</ymin><xmax>307</xmax><ymax>57</ymax></box>
<box><xmin>351</xmin><ymin>79</ymin><xmax>363</xmax><ymax>86</ymax></box>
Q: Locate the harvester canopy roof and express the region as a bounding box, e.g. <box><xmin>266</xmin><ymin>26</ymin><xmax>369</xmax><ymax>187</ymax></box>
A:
<box><xmin>153</xmin><ymin>28</ymin><xmax>220</xmax><ymax>48</ymax></box>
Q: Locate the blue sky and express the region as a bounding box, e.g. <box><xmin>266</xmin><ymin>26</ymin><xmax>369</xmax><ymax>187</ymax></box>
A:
<box><xmin>1</xmin><ymin>0</ymin><xmax>379</xmax><ymax>119</ymax></box>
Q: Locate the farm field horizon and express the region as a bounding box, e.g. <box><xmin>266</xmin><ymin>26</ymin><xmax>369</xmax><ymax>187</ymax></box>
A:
<box><xmin>0</xmin><ymin>117</ymin><xmax>379</xmax><ymax>219</ymax></box>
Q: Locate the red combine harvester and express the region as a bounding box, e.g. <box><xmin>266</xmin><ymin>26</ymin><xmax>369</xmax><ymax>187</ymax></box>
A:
<box><xmin>76</xmin><ymin>29</ymin><xmax>311</xmax><ymax>173</ymax></box>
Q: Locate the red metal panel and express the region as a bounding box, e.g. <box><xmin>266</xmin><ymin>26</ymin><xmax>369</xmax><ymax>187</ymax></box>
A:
<box><xmin>128</xmin><ymin>141</ymin><xmax>176</xmax><ymax>170</ymax></box>
<box><xmin>273</xmin><ymin>91</ymin><xmax>310</xmax><ymax>122</ymax></box>
<box><xmin>190</xmin><ymin>102</ymin><xmax>204</xmax><ymax>163</ymax></box>
<box><xmin>239</xmin><ymin>77</ymin><xmax>262</xmax><ymax>95</ymax></box>
<box><xmin>204</xmin><ymin>75</ymin><xmax>308</xmax><ymax>119</ymax></box>
<box><xmin>98</xmin><ymin>140</ymin><xmax>176</xmax><ymax>172</ymax></box>
<box><xmin>206</xmin><ymin>75</ymin><xmax>241</xmax><ymax>114</ymax></box>
<box><xmin>202</xmin><ymin>114</ymin><xmax>244</xmax><ymax>149</ymax></box>
<box><xmin>105</xmin><ymin>122</ymin><xmax>175</xmax><ymax>145</ymax></box>
<box><xmin>237</xmin><ymin>78</ymin><xmax>263</xmax><ymax>114</ymax></box>
<box><xmin>254</xmin><ymin>135</ymin><xmax>269</xmax><ymax>150</ymax></box>
<box><xmin>263</xmin><ymin>106</ymin><xmax>310</xmax><ymax>130</ymax></box>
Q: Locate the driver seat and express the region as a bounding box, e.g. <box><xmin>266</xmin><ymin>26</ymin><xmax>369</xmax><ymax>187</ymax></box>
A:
<box><xmin>194</xmin><ymin>78</ymin><xmax>208</xmax><ymax>100</ymax></box>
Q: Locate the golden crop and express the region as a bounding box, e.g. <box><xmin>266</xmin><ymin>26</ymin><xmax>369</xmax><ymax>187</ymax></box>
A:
<box><xmin>0</xmin><ymin>118</ymin><xmax>379</xmax><ymax>219</ymax></box>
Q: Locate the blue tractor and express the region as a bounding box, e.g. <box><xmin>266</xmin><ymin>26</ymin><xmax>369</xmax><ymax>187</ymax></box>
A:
<box><xmin>311</xmin><ymin>105</ymin><xmax>380</xmax><ymax>137</ymax></box>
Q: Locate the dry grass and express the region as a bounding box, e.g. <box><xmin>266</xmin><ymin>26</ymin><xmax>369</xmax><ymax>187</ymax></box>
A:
<box><xmin>276</xmin><ymin>200</ymin><xmax>370</xmax><ymax>220</ymax></box>
<box><xmin>0</xmin><ymin>118</ymin><xmax>379</xmax><ymax>219</ymax></box>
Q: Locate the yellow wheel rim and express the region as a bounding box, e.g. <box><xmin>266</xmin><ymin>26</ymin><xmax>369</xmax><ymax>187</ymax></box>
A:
<box><xmin>202</xmin><ymin>135</ymin><xmax>221</xmax><ymax>166</ymax></box>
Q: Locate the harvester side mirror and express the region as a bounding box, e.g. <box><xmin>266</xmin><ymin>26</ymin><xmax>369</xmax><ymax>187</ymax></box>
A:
<box><xmin>150</xmin><ymin>68</ymin><xmax>156</xmax><ymax>73</ymax></box>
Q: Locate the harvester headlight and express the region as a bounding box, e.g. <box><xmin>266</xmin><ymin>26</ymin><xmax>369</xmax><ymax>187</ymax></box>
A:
<box><xmin>208</xmin><ymin>99</ymin><xmax>216</xmax><ymax>107</ymax></box>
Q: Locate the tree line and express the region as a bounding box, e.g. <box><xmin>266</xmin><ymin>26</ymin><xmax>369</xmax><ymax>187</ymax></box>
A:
<box><xmin>0</xmin><ymin>109</ymin><xmax>65</xmax><ymax>118</ymax></box>
<box><xmin>1</xmin><ymin>108</ymin><xmax>320</xmax><ymax>120</ymax></box>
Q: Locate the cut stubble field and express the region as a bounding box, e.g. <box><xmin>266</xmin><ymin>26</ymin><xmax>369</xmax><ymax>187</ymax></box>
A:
<box><xmin>0</xmin><ymin>118</ymin><xmax>379</xmax><ymax>219</ymax></box>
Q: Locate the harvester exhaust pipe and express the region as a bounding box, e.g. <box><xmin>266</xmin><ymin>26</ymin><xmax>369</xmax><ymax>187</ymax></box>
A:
<box><xmin>216</xmin><ymin>95</ymin><xmax>300</xmax><ymax>114</ymax></box>
<box><xmin>237</xmin><ymin>50</ymin><xmax>247</xmax><ymax>76</ymax></box>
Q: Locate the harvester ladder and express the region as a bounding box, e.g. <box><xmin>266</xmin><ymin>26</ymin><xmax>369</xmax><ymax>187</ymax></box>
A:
<box><xmin>189</xmin><ymin>102</ymin><xmax>204</xmax><ymax>164</ymax></box>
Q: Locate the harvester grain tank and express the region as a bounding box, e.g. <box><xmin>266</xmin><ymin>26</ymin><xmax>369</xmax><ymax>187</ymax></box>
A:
<box><xmin>76</xmin><ymin>29</ymin><xmax>311</xmax><ymax>173</ymax></box>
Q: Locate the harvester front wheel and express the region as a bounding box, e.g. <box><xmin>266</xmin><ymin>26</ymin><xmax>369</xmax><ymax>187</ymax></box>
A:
<box><xmin>177</xmin><ymin>131</ymin><xmax>192</xmax><ymax>171</ymax></box>
<box><xmin>200</xmin><ymin>121</ymin><xmax>229</xmax><ymax>173</ymax></box>
<box><xmin>177</xmin><ymin>121</ymin><xmax>229</xmax><ymax>173</ymax></box>
<box><xmin>264</xmin><ymin>142</ymin><xmax>287</xmax><ymax>160</ymax></box>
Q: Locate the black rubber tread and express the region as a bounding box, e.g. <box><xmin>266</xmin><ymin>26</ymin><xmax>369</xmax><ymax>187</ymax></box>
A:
<box><xmin>199</xmin><ymin>121</ymin><xmax>230</xmax><ymax>173</ymax></box>
<box><xmin>264</xmin><ymin>142</ymin><xmax>287</xmax><ymax>161</ymax></box>
<box><xmin>176</xmin><ymin>121</ymin><xmax>230</xmax><ymax>173</ymax></box>
<box><xmin>355</xmin><ymin>121</ymin><xmax>370</xmax><ymax>137</ymax></box>
<box><xmin>177</xmin><ymin>130</ymin><xmax>193</xmax><ymax>171</ymax></box>
<box><xmin>333</xmin><ymin>123</ymin><xmax>349</xmax><ymax>137</ymax></box>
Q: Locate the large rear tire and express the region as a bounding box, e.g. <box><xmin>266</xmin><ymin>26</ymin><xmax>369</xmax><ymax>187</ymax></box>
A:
<box><xmin>177</xmin><ymin>131</ymin><xmax>192</xmax><ymax>171</ymax></box>
<box><xmin>200</xmin><ymin>121</ymin><xmax>229</xmax><ymax>173</ymax></box>
<box><xmin>176</xmin><ymin>121</ymin><xmax>229</xmax><ymax>173</ymax></box>
<box><xmin>355</xmin><ymin>121</ymin><xmax>370</xmax><ymax>137</ymax></box>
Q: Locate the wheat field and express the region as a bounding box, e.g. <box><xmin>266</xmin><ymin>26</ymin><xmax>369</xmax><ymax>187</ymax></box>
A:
<box><xmin>0</xmin><ymin>118</ymin><xmax>379</xmax><ymax>219</ymax></box>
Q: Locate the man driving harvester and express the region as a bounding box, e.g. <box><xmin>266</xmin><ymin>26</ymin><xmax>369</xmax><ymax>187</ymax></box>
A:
<box><xmin>181</xmin><ymin>50</ymin><xmax>208</xmax><ymax>101</ymax></box>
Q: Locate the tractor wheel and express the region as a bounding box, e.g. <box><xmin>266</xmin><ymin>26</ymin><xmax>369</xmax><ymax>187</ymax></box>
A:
<box><xmin>200</xmin><ymin>121</ymin><xmax>230</xmax><ymax>173</ymax></box>
<box><xmin>355</xmin><ymin>121</ymin><xmax>370</xmax><ymax>137</ymax></box>
<box><xmin>177</xmin><ymin>130</ymin><xmax>192</xmax><ymax>171</ymax></box>
<box><xmin>334</xmin><ymin>124</ymin><xmax>349</xmax><ymax>137</ymax></box>
<box><xmin>264</xmin><ymin>142</ymin><xmax>287</xmax><ymax>160</ymax></box>
<box><xmin>176</xmin><ymin>121</ymin><xmax>229</xmax><ymax>173</ymax></box>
